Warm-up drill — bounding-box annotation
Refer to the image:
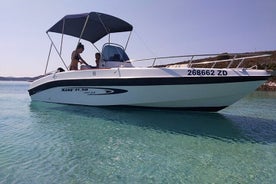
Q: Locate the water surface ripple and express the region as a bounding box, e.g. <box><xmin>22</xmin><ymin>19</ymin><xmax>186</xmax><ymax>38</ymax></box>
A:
<box><xmin>0</xmin><ymin>81</ymin><xmax>276</xmax><ymax>183</ymax></box>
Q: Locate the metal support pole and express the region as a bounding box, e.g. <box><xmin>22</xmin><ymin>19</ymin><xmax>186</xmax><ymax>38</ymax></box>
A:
<box><xmin>47</xmin><ymin>33</ymin><xmax>69</xmax><ymax>70</ymax></box>
<box><xmin>211</xmin><ymin>62</ymin><xmax>217</xmax><ymax>68</ymax></box>
<box><xmin>125</xmin><ymin>31</ymin><xmax>132</xmax><ymax>50</ymax></box>
<box><xmin>236</xmin><ymin>58</ymin><xmax>245</xmax><ymax>68</ymax></box>
<box><xmin>97</xmin><ymin>13</ymin><xmax>109</xmax><ymax>35</ymax></box>
<box><xmin>188</xmin><ymin>56</ymin><xmax>194</xmax><ymax>68</ymax></box>
<box><xmin>151</xmin><ymin>58</ymin><xmax>157</xmax><ymax>67</ymax></box>
<box><xmin>77</xmin><ymin>14</ymin><xmax>90</xmax><ymax>45</ymax></box>
<box><xmin>227</xmin><ymin>55</ymin><xmax>237</xmax><ymax>68</ymax></box>
<box><xmin>92</xmin><ymin>43</ymin><xmax>101</xmax><ymax>53</ymax></box>
<box><xmin>45</xmin><ymin>43</ymin><xmax>53</xmax><ymax>74</ymax></box>
<box><xmin>60</xmin><ymin>18</ymin><xmax>65</xmax><ymax>55</ymax></box>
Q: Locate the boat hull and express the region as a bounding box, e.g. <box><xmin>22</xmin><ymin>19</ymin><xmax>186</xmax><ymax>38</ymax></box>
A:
<box><xmin>28</xmin><ymin>68</ymin><xmax>269</xmax><ymax>111</ymax></box>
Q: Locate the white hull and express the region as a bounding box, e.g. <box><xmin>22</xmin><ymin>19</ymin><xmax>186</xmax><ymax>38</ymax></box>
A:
<box><xmin>29</xmin><ymin>68</ymin><xmax>270</xmax><ymax>111</ymax></box>
<box><xmin>30</xmin><ymin>12</ymin><xmax>272</xmax><ymax>111</ymax></box>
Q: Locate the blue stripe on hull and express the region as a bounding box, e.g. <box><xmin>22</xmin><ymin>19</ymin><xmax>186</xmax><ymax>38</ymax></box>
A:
<box><xmin>29</xmin><ymin>76</ymin><xmax>269</xmax><ymax>96</ymax></box>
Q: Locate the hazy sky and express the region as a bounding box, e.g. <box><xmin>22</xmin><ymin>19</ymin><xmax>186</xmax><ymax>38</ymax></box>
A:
<box><xmin>1</xmin><ymin>0</ymin><xmax>276</xmax><ymax>77</ymax></box>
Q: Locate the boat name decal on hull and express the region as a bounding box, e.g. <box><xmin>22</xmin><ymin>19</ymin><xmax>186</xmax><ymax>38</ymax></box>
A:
<box><xmin>61</xmin><ymin>87</ymin><xmax>127</xmax><ymax>95</ymax></box>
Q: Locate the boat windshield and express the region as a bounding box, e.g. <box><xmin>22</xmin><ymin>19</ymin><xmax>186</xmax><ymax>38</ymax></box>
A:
<box><xmin>102</xmin><ymin>44</ymin><xmax>130</xmax><ymax>62</ymax></box>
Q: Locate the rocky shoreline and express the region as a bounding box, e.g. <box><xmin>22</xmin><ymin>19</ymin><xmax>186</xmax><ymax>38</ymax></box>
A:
<box><xmin>257</xmin><ymin>78</ymin><xmax>276</xmax><ymax>91</ymax></box>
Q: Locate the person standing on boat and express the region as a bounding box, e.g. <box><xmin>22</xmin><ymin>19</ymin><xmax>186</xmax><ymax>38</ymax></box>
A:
<box><xmin>95</xmin><ymin>52</ymin><xmax>101</xmax><ymax>68</ymax></box>
<box><xmin>70</xmin><ymin>42</ymin><xmax>89</xmax><ymax>70</ymax></box>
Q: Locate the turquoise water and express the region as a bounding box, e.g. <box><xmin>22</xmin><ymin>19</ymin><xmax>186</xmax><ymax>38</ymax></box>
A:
<box><xmin>0</xmin><ymin>81</ymin><xmax>276</xmax><ymax>183</ymax></box>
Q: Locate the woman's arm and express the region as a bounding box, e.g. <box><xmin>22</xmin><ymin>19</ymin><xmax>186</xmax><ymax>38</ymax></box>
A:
<box><xmin>79</xmin><ymin>55</ymin><xmax>89</xmax><ymax>65</ymax></box>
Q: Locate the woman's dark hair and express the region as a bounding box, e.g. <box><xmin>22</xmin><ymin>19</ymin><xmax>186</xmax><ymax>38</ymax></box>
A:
<box><xmin>77</xmin><ymin>42</ymin><xmax>84</xmax><ymax>49</ymax></box>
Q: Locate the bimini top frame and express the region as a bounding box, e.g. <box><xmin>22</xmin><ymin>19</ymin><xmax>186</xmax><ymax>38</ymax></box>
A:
<box><xmin>47</xmin><ymin>12</ymin><xmax>133</xmax><ymax>43</ymax></box>
<box><xmin>44</xmin><ymin>12</ymin><xmax>133</xmax><ymax>73</ymax></box>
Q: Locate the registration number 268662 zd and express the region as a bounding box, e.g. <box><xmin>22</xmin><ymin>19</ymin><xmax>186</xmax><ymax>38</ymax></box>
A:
<box><xmin>187</xmin><ymin>69</ymin><xmax>228</xmax><ymax>76</ymax></box>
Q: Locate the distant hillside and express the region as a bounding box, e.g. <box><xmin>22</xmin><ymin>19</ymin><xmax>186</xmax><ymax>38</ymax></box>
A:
<box><xmin>163</xmin><ymin>50</ymin><xmax>276</xmax><ymax>91</ymax></box>
<box><xmin>162</xmin><ymin>50</ymin><xmax>276</xmax><ymax>70</ymax></box>
<box><xmin>0</xmin><ymin>76</ymin><xmax>32</xmax><ymax>81</ymax></box>
<box><xmin>0</xmin><ymin>76</ymin><xmax>42</xmax><ymax>82</ymax></box>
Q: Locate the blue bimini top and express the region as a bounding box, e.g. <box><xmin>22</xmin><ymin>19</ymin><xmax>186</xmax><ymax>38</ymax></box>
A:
<box><xmin>47</xmin><ymin>12</ymin><xmax>133</xmax><ymax>44</ymax></box>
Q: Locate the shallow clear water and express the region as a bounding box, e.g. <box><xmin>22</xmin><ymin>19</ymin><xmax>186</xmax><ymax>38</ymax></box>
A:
<box><xmin>0</xmin><ymin>81</ymin><xmax>276</xmax><ymax>183</ymax></box>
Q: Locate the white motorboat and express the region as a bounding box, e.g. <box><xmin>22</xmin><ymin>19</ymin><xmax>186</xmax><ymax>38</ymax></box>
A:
<box><xmin>28</xmin><ymin>12</ymin><xmax>271</xmax><ymax>111</ymax></box>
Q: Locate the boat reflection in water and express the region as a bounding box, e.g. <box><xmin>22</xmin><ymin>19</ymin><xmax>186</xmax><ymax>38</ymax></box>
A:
<box><xmin>30</xmin><ymin>101</ymin><xmax>276</xmax><ymax>144</ymax></box>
